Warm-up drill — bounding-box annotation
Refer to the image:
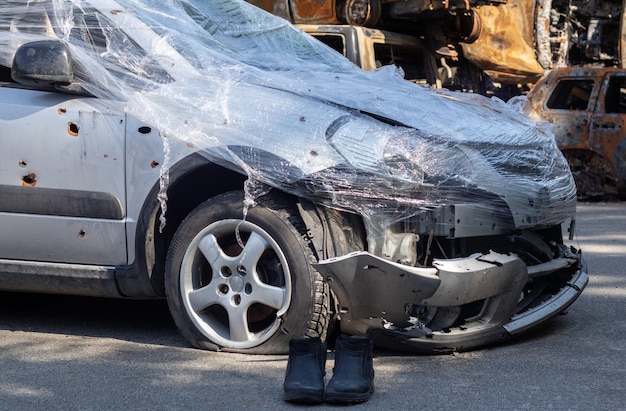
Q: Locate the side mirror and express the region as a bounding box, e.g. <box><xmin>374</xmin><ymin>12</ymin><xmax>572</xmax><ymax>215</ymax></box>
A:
<box><xmin>12</xmin><ymin>40</ymin><xmax>74</xmax><ymax>89</ymax></box>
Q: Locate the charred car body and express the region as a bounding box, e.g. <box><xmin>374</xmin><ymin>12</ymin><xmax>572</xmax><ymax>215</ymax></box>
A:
<box><xmin>297</xmin><ymin>24</ymin><xmax>441</xmax><ymax>88</ymax></box>
<box><xmin>249</xmin><ymin>0</ymin><xmax>626</xmax><ymax>98</ymax></box>
<box><xmin>0</xmin><ymin>0</ymin><xmax>586</xmax><ymax>354</ymax></box>
<box><xmin>525</xmin><ymin>66</ymin><xmax>626</xmax><ymax>200</ymax></box>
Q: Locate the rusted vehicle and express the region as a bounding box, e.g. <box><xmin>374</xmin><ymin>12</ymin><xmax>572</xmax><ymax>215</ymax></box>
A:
<box><xmin>463</xmin><ymin>0</ymin><xmax>625</xmax><ymax>86</ymax></box>
<box><xmin>525</xmin><ymin>66</ymin><xmax>626</xmax><ymax>199</ymax></box>
<box><xmin>249</xmin><ymin>0</ymin><xmax>478</xmax><ymax>29</ymax></box>
<box><xmin>247</xmin><ymin>0</ymin><xmax>384</xmax><ymax>27</ymax></box>
<box><xmin>298</xmin><ymin>24</ymin><xmax>440</xmax><ymax>87</ymax></box>
<box><xmin>250</xmin><ymin>0</ymin><xmax>626</xmax><ymax>99</ymax></box>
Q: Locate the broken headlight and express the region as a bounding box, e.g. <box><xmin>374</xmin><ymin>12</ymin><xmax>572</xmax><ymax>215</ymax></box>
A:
<box><xmin>326</xmin><ymin>115</ymin><xmax>474</xmax><ymax>186</ymax></box>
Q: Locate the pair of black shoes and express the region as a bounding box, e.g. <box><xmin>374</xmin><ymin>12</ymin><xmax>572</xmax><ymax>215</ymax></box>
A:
<box><xmin>283</xmin><ymin>333</ymin><xmax>375</xmax><ymax>404</ymax></box>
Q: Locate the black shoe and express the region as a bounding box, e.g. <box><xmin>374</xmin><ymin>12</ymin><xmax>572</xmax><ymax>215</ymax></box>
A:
<box><xmin>283</xmin><ymin>337</ymin><xmax>326</xmax><ymax>403</ymax></box>
<box><xmin>325</xmin><ymin>333</ymin><xmax>374</xmax><ymax>404</ymax></box>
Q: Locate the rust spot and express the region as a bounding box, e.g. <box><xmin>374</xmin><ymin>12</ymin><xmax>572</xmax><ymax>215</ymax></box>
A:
<box><xmin>21</xmin><ymin>173</ymin><xmax>36</xmax><ymax>187</ymax></box>
<box><xmin>290</xmin><ymin>0</ymin><xmax>337</xmax><ymax>23</ymax></box>
<box><xmin>78</xmin><ymin>230</ymin><xmax>86</xmax><ymax>238</ymax></box>
<box><xmin>58</xmin><ymin>107</ymin><xmax>67</xmax><ymax>114</ymax></box>
<box><xmin>18</xmin><ymin>161</ymin><xmax>27</xmax><ymax>167</ymax></box>
<box><xmin>104</xmin><ymin>154</ymin><xmax>109</xmax><ymax>159</ymax></box>
<box><xmin>68</xmin><ymin>122</ymin><xmax>79</xmax><ymax>137</ymax></box>
<box><xmin>151</xmin><ymin>160</ymin><xmax>159</xmax><ymax>168</ymax></box>
<box><xmin>111</xmin><ymin>9</ymin><xmax>122</xmax><ymax>15</ymax></box>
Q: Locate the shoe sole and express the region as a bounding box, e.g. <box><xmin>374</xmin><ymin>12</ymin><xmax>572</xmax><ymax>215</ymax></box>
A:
<box><xmin>284</xmin><ymin>391</ymin><xmax>324</xmax><ymax>404</ymax></box>
<box><xmin>324</xmin><ymin>387</ymin><xmax>374</xmax><ymax>404</ymax></box>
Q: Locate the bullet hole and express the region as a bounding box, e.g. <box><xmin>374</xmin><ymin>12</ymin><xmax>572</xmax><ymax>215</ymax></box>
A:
<box><xmin>68</xmin><ymin>122</ymin><xmax>79</xmax><ymax>137</ymax></box>
<box><xmin>21</xmin><ymin>173</ymin><xmax>36</xmax><ymax>186</ymax></box>
<box><xmin>310</xmin><ymin>150</ymin><xmax>318</xmax><ymax>157</ymax></box>
<box><xmin>300</xmin><ymin>116</ymin><xmax>306</xmax><ymax>122</ymax></box>
<box><xmin>18</xmin><ymin>161</ymin><xmax>27</xmax><ymax>167</ymax></box>
<box><xmin>78</xmin><ymin>230</ymin><xmax>86</xmax><ymax>238</ymax></box>
<box><xmin>151</xmin><ymin>160</ymin><xmax>159</xmax><ymax>168</ymax></box>
<box><xmin>104</xmin><ymin>154</ymin><xmax>109</xmax><ymax>159</ymax></box>
<box><xmin>58</xmin><ymin>108</ymin><xmax>67</xmax><ymax>114</ymax></box>
<box><xmin>138</xmin><ymin>126</ymin><xmax>152</xmax><ymax>134</ymax></box>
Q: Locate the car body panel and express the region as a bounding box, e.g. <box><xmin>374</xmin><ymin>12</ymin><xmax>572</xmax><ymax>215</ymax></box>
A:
<box><xmin>315</xmin><ymin>250</ymin><xmax>526</xmax><ymax>334</ymax></box>
<box><xmin>298</xmin><ymin>24</ymin><xmax>440</xmax><ymax>88</ymax></box>
<box><xmin>526</xmin><ymin>66</ymin><xmax>626</xmax><ymax>197</ymax></box>
<box><xmin>0</xmin><ymin>85</ymin><xmax>128</xmax><ymax>265</ymax></box>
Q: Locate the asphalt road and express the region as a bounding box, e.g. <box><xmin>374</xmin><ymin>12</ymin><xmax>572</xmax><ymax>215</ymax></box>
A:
<box><xmin>0</xmin><ymin>202</ymin><xmax>624</xmax><ymax>410</ymax></box>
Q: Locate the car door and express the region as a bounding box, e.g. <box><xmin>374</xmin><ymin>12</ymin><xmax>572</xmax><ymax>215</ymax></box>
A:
<box><xmin>588</xmin><ymin>72</ymin><xmax>626</xmax><ymax>192</ymax></box>
<box><xmin>0</xmin><ymin>83</ymin><xmax>128</xmax><ymax>265</ymax></box>
<box><xmin>540</xmin><ymin>75</ymin><xmax>599</xmax><ymax>150</ymax></box>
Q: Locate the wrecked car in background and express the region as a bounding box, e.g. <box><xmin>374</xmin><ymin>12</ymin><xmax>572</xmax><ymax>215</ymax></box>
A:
<box><xmin>463</xmin><ymin>0</ymin><xmax>625</xmax><ymax>87</ymax></box>
<box><xmin>525</xmin><ymin>66</ymin><xmax>626</xmax><ymax>200</ymax></box>
<box><xmin>251</xmin><ymin>0</ymin><xmax>626</xmax><ymax>99</ymax></box>
<box><xmin>298</xmin><ymin>24</ymin><xmax>441</xmax><ymax>88</ymax></box>
<box><xmin>0</xmin><ymin>0</ymin><xmax>587</xmax><ymax>354</ymax></box>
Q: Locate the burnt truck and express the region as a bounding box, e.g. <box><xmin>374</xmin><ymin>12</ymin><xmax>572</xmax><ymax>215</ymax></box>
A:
<box><xmin>248</xmin><ymin>0</ymin><xmax>626</xmax><ymax>99</ymax></box>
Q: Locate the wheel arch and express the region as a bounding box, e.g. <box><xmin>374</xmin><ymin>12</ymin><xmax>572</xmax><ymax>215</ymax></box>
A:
<box><xmin>116</xmin><ymin>153</ymin><xmax>247</xmax><ymax>297</ymax></box>
<box><xmin>296</xmin><ymin>198</ymin><xmax>367</xmax><ymax>260</ymax></box>
<box><xmin>116</xmin><ymin>153</ymin><xmax>369</xmax><ymax>299</ymax></box>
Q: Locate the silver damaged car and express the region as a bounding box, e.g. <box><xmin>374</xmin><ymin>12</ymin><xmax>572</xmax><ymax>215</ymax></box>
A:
<box><xmin>0</xmin><ymin>0</ymin><xmax>588</xmax><ymax>354</ymax></box>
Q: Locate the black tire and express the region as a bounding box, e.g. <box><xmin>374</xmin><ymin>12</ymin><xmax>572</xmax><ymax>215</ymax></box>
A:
<box><xmin>344</xmin><ymin>0</ymin><xmax>382</xmax><ymax>27</ymax></box>
<box><xmin>164</xmin><ymin>191</ymin><xmax>329</xmax><ymax>354</ymax></box>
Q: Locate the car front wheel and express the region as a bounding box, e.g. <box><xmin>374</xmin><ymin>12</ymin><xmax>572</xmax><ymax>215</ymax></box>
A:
<box><xmin>164</xmin><ymin>191</ymin><xmax>329</xmax><ymax>354</ymax></box>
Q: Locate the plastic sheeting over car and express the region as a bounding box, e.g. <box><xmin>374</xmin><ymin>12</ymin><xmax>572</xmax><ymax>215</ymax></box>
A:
<box><xmin>0</xmin><ymin>0</ymin><xmax>577</xmax><ymax>245</ymax></box>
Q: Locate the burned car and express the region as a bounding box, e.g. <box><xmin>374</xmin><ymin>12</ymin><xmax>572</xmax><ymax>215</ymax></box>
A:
<box><xmin>0</xmin><ymin>0</ymin><xmax>587</xmax><ymax>354</ymax></box>
<box><xmin>252</xmin><ymin>0</ymin><xmax>626</xmax><ymax>99</ymax></box>
<box><xmin>525</xmin><ymin>66</ymin><xmax>626</xmax><ymax>200</ymax></box>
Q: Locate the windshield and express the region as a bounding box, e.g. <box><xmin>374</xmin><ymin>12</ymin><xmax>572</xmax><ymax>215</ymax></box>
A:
<box><xmin>1</xmin><ymin>0</ymin><xmax>361</xmax><ymax>90</ymax></box>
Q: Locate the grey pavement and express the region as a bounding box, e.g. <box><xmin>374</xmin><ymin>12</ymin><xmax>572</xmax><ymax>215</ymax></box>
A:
<box><xmin>0</xmin><ymin>202</ymin><xmax>624</xmax><ymax>410</ymax></box>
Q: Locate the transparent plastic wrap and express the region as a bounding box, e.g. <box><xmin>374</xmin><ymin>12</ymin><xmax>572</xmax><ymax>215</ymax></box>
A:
<box><xmin>0</xmin><ymin>0</ymin><xmax>577</xmax><ymax>249</ymax></box>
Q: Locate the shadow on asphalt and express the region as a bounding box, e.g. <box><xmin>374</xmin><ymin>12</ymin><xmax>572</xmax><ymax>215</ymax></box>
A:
<box><xmin>0</xmin><ymin>289</ymin><xmax>575</xmax><ymax>355</ymax></box>
<box><xmin>0</xmin><ymin>291</ymin><xmax>187</xmax><ymax>348</ymax></box>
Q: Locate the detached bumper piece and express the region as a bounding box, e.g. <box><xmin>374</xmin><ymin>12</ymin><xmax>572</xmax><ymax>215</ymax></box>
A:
<box><xmin>315</xmin><ymin>250</ymin><xmax>587</xmax><ymax>354</ymax></box>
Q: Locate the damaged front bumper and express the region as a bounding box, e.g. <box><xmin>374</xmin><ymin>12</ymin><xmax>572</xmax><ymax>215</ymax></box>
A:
<box><xmin>314</xmin><ymin>249</ymin><xmax>588</xmax><ymax>353</ymax></box>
